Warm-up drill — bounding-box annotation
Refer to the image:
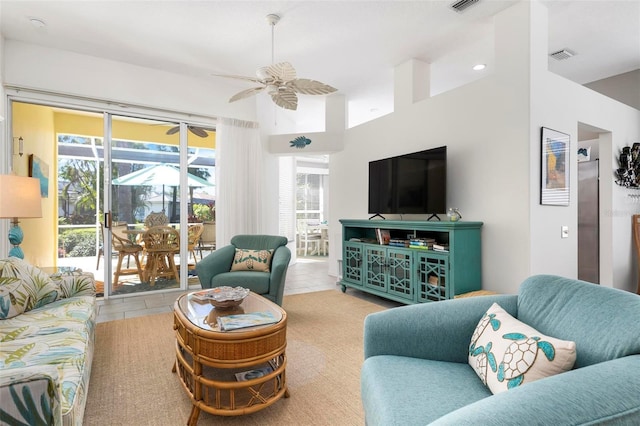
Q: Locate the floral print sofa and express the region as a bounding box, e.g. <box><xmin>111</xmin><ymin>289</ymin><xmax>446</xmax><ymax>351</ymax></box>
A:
<box><xmin>0</xmin><ymin>257</ymin><xmax>96</xmax><ymax>426</ymax></box>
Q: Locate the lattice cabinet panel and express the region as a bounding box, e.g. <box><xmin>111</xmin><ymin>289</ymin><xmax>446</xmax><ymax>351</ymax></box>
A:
<box><xmin>387</xmin><ymin>249</ymin><xmax>414</xmax><ymax>301</ymax></box>
<box><xmin>343</xmin><ymin>242</ymin><xmax>363</xmax><ymax>285</ymax></box>
<box><xmin>415</xmin><ymin>253</ymin><xmax>449</xmax><ymax>302</ymax></box>
<box><xmin>365</xmin><ymin>246</ymin><xmax>387</xmax><ymax>292</ymax></box>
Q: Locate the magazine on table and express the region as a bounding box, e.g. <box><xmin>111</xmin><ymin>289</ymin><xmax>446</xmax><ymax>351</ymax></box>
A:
<box><xmin>235</xmin><ymin>360</ymin><xmax>278</xmax><ymax>381</ymax></box>
<box><xmin>217</xmin><ymin>311</ymin><xmax>278</xmax><ymax>331</ymax></box>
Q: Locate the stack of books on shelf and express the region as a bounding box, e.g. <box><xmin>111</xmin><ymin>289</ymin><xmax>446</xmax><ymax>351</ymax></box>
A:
<box><xmin>389</xmin><ymin>238</ymin><xmax>410</xmax><ymax>247</ymax></box>
<box><xmin>409</xmin><ymin>238</ymin><xmax>435</xmax><ymax>250</ymax></box>
<box><xmin>433</xmin><ymin>243</ymin><xmax>449</xmax><ymax>252</ymax></box>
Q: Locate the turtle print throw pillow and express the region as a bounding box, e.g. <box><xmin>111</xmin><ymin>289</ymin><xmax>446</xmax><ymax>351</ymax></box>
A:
<box><xmin>468</xmin><ymin>302</ymin><xmax>576</xmax><ymax>394</ymax></box>
<box><xmin>231</xmin><ymin>249</ymin><xmax>274</xmax><ymax>272</ymax></box>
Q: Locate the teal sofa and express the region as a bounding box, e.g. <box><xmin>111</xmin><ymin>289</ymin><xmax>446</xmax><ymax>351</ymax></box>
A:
<box><xmin>196</xmin><ymin>235</ymin><xmax>291</xmax><ymax>306</ymax></box>
<box><xmin>0</xmin><ymin>258</ymin><xmax>97</xmax><ymax>426</ymax></box>
<box><xmin>361</xmin><ymin>275</ymin><xmax>640</xmax><ymax>425</ymax></box>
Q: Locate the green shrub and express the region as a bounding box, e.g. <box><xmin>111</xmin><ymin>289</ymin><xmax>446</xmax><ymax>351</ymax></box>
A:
<box><xmin>193</xmin><ymin>204</ymin><xmax>214</xmax><ymax>222</ymax></box>
<box><xmin>59</xmin><ymin>228</ymin><xmax>97</xmax><ymax>258</ymax></box>
<box><xmin>68</xmin><ymin>238</ymin><xmax>97</xmax><ymax>257</ymax></box>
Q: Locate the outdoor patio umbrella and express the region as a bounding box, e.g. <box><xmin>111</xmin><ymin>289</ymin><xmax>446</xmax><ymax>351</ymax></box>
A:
<box><xmin>112</xmin><ymin>164</ymin><xmax>213</xmax><ymax>213</ymax></box>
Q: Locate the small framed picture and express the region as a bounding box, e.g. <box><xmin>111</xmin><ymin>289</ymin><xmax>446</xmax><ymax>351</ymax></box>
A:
<box><xmin>540</xmin><ymin>127</ymin><xmax>570</xmax><ymax>206</ymax></box>
<box><xmin>29</xmin><ymin>154</ymin><xmax>49</xmax><ymax>198</ymax></box>
<box><xmin>577</xmin><ymin>147</ymin><xmax>591</xmax><ymax>162</ymax></box>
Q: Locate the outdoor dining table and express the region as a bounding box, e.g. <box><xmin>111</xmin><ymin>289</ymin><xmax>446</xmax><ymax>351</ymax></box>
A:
<box><xmin>122</xmin><ymin>226</ymin><xmax>179</xmax><ymax>283</ymax></box>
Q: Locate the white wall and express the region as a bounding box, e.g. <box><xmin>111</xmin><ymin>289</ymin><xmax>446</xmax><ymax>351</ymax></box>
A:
<box><xmin>329</xmin><ymin>0</ymin><xmax>640</xmax><ymax>294</ymax></box>
<box><xmin>0</xmin><ymin>5</ymin><xmax>6</xmax><ymax>161</ymax></box>
<box><xmin>527</xmin><ymin>1</ymin><xmax>640</xmax><ymax>291</ymax></box>
<box><xmin>4</xmin><ymin>40</ymin><xmax>256</xmax><ymax>122</ymax></box>
<box><xmin>0</xmin><ymin>12</ymin><xmax>9</xmax><ymax>255</ymax></box>
<box><xmin>585</xmin><ymin>70</ymin><xmax>640</xmax><ymax>111</ymax></box>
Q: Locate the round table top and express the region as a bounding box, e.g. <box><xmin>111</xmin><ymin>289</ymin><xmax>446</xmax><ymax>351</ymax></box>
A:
<box><xmin>175</xmin><ymin>291</ymin><xmax>285</xmax><ymax>333</ymax></box>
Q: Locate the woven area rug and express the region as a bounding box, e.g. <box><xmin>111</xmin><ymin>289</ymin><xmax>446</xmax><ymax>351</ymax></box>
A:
<box><xmin>84</xmin><ymin>290</ymin><xmax>387</xmax><ymax>425</ymax></box>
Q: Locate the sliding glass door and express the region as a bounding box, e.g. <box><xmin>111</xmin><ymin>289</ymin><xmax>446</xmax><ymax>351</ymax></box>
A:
<box><xmin>10</xmin><ymin>99</ymin><xmax>216</xmax><ymax>299</ymax></box>
<box><xmin>107</xmin><ymin>115</ymin><xmax>181</xmax><ymax>296</ymax></box>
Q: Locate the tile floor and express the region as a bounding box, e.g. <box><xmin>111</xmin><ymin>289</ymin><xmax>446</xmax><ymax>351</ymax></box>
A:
<box><xmin>96</xmin><ymin>257</ymin><xmax>340</xmax><ymax>323</ymax></box>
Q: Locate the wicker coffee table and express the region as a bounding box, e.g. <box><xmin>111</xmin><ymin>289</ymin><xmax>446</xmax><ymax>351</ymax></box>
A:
<box><xmin>173</xmin><ymin>291</ymin><xmax>288</xmax><ymax>425</ymax></box>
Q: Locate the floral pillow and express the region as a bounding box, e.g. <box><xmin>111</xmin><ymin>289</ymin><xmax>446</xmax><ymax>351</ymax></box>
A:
<box><xmin>468</xmin><ymin>302</ymin><xmax>576</xmax><ymax>394</ymax></box>
<box><xmin>50</xmin><ymin>271</ymin><xmax>96</xmax><ymax>299</ymax></box>
<box><xmin>0</xmin><ymin>258</ymin><xmax>60</xmax><ymax>319</ymax></box>
<box><xmin>231</xmin><ymin>249</ymin><xmax>274</xmax><ymax>272</ymax></box>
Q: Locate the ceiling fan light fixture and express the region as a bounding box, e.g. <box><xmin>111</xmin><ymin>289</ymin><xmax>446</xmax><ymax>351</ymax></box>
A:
<box><xmin>212</xmin><ymin>13</ymin><xmax>337</xmax><ymax>111</ymax></box>
<box><xmin>266</xmin><ymin>85</ymin><xmax>279</xmax><ymax>95</ymax></box>
<box><xmin>266</xmin><ymin>13</ymin><xmax>280</xmax><ymax>27</ymax></box>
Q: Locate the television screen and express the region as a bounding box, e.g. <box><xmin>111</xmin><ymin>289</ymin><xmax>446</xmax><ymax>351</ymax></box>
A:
<box><xmin>368</xmin><ymin>146</ymin><xmax>446</xmax><ymax>216</ymax></box>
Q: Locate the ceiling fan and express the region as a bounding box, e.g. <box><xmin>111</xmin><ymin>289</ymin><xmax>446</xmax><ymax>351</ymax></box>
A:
<box><xmin>212</xmin><ymin>14</ymin><xmax>337</xmax><ymax>111</ymax></box>
<box><xmin>164</xmin><ymin>125</ymin><xmax>210</xmax><ymax>138</ymax></box>
<box><xmin>152</xmin><ymin>122</ymin><xmax>211</xmax><ymax>138</ymax></box>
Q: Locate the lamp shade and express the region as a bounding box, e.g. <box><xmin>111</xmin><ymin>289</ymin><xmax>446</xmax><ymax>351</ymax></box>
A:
<box><xmin>0</xmin><ymin>175</ymin><xmax>43</xmax><ymax>219</ymax></box>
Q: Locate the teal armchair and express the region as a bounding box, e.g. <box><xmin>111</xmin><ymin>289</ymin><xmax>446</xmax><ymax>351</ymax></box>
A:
<box><xmin>195</xmin><ymin>235</ymin><xmax>291</xmax><ymax>306</ymax></box>
<box><xmin>361</xmin><ymin>275</ymin><xmax>640</xmax><ymax>425</ymax></box>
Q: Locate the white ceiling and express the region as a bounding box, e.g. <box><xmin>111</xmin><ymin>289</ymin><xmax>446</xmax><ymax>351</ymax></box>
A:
<box><xmin>1</xmin><ymin>0</ymin><xmax>639</xmax><ymax>125</ymax></box>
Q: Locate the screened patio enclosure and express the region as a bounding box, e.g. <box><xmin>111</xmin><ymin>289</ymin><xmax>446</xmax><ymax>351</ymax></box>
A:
<box><xmin>11</xmin><ymin>101</ymin><xmax>216</xmax><ymax>298</ymax></box>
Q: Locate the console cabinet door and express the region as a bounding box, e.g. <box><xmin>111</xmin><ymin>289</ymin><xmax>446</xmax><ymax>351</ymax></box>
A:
<box><xmin>387</xmin><ymin>248</ymin><xmax>414</xmax><ymax>301</ymax></box>
<box><xmin>364</xmin><ymin>246</ymin><xmax>387</xmax><ymax>292</ymax></box>
<box><xmin>415</xmin><ymin>252</ymin><xmax>449</xmax><ymax>302</ymax></box>
<box><xmin>343</xmin><ymin>242</ymin><xmax>364</xmax><ymax>285</ymax></box>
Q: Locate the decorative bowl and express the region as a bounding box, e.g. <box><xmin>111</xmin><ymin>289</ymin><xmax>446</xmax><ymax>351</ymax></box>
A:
<box><xmin>207</xmin><ymin>286</ymin><xmax>250</xmax><ymax>309</ymax></box>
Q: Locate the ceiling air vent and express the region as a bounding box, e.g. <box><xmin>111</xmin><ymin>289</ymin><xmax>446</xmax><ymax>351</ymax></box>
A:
<box><xmin>450</xmin><ymin>0</ymin><xmax>480</xmax><ymax>13</ymax></box>
<box><xmin>549</xmin><ymin>49</ymin><xmax>575</xmax><ymax>60</ymax></box>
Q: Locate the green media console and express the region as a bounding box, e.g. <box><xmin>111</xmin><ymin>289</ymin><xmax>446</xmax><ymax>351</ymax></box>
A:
<box><xmin>339</xmin><ymin>219</ymin><xmax>483</xmax><ymax>304</ymax></box>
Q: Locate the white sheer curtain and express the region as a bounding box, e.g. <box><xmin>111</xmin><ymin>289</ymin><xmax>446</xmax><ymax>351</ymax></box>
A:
<box><xmin>215</xmin><ymin>118</ymin><xmax>263</xmax><ymax>247</ymax></box>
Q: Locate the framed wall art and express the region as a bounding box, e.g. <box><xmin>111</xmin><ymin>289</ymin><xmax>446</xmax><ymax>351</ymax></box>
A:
<box><xmin>540</xmin><ymin>127</ymin><xmax>570</xmax><ymax>206</ymax></box>
<box><xmin>29</xmin><ymin>154</ymin><xmax>50</xmax><ymax>198</ymax></box>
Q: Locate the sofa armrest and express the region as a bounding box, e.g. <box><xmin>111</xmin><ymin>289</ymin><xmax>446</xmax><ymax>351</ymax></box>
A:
<box><xmin>364</xmin><ymin>294</ymin><xmax>517</xmax><ymax>363</ymax></box>
<box><xmin>195</xmin><ymin>244</ymin><xmax>236</xmax><ymax>288</ymax></box>
<box><xmin>0</xmin><ymin>365</ymin><xmax>62</xmax><ymax>425</ymax></box>
<box><xmin>50</xmin><ymin>271</ymin><xmax>96</xmax><ymax>299</ymax></box>
<box><xmin>268</xmin><ymin>245</ymin><xmax>291</xmax><ymax>306</ymax></box>
<box><xmin>431</xmin><ymin>355</ymin><xmax>640</xmax><ymax>425</ymax></box>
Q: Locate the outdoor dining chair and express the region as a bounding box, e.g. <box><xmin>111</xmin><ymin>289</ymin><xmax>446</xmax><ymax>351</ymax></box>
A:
<box><xmin>187</xmin><ymin>223</ymin><xmax>204</xmax><ymax>268</ymax></box>
<box><xmin>142</xmin><ymin>226</ymin><xmax>179</xmax><ymax>285</ymax></box>
<box><xmin>110</xmin><ymin>222</ymin><xmax>145</xmax><ymax>286</ymax></box>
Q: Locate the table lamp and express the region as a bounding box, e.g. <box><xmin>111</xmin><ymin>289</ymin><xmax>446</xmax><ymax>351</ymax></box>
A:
<box><xmin>0</xmin><ymin>174</ymin><xmax>43</xmax><ymax>259</ymax></box>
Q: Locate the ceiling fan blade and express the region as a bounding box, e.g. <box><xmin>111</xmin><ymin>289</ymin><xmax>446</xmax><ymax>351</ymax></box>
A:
<box><xmin>229</xmin><ymin>86</ymin><xmax>265</xmax><ymax>103</ymax></box>
<box><xmin>166</xmin><ymin>126</ymin><xmax>180</xmax><ymax>135</ymax></box>
<box><xmin>189</xmin><ymin>126</ymin><xmax>209</xmax><ymax>138</ymax></box>
<box><xmin>289</xmin><ymin>79</ymin><xmax>338</xmax><ymax>95</ymax></box>
<box><xmin>271</xmin><ymin>88</ymin><xmax>298</xmax><ymax>110</ymax></box>
<box><xmin>259</xmin><ymin>62</ymin><xmax>297</xmax><ymax>82</ymax></box>
<box><xmin>211</xmin><ymin>73</ymin><xmax>263</xmax><ymax>84</ymax></box>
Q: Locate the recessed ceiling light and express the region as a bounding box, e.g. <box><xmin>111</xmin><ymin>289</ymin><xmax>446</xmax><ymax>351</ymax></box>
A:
<box><xmin>29</xmin><ymin>17</ymin><xmax>46</xmax><ymax>28</ymax></box>
<box><xmin>473</xmin><ymin>64</ymin><xmax>486</xmax><ymax>71</ymax></box>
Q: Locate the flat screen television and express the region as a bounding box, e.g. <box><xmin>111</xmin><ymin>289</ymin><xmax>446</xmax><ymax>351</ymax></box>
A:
<box><xmin>368</xmin><ymin>146</ymin><xmax>446</xmax><ymax>219</ymax></box>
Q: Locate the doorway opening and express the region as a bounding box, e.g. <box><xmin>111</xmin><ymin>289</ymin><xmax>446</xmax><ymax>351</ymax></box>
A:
<box><xmin>577</xmin><ymin>123</ymin><xmax>604</xmax><ymax>283</ymax></box>
<box><xmin>296</xmin><ymin>155</ymin><xmax>329</xmax><ymax>259</ymax></box>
